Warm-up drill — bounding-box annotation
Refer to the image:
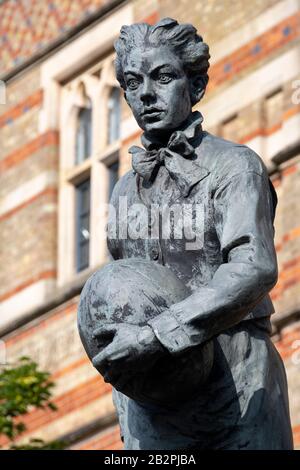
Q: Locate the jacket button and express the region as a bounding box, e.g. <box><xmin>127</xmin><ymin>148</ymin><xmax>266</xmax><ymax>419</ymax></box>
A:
<box><xmin>150</xmin><ymin>248</ymin><xmax>159</xmax><ymax>260</ymax></box>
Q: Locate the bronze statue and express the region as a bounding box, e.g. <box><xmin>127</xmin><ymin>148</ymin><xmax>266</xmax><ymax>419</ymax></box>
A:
<box><xmin>78</xmin><ymin>18</ymin><xmax>293</xmax><ymax>450</ymax></box>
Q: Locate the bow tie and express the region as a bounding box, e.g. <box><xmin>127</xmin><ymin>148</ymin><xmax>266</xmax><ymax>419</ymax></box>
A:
<box><xmin>128</xmin><ymin>112</ymin><xmax>206</xmax><ymax>197</ymax></box>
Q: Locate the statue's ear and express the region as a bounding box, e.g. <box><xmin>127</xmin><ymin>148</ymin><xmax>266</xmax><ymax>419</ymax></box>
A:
<box><xmin>190</xmin><ymin>75</ymin><xmax>206</xmax><ymax>106</ymax></box>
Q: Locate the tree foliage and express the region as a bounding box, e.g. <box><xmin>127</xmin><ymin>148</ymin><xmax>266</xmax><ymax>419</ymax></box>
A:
<box><xmin>0</xmin><ymin>356</ymin><xmax>65</xmax><ymax>449</ymax></box>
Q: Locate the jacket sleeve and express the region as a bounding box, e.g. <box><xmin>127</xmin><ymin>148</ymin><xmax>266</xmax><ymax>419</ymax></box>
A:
<box><xmin>147</xmin><ymin>169</ymin><xmax>278</xmax><ymax>354</ymax></box>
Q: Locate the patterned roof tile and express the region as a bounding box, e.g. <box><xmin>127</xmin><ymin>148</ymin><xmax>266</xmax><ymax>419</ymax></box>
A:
<box><xmin>0</xmin><ymin>0</ymin><xmax>113</xmax><ymax>76</ymax></box>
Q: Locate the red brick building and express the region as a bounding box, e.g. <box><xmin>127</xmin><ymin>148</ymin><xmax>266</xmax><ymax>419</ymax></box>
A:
<box><xmin>0</xmin><ymin>0</ymin><xmax>299</xmax><ymax>449</ymax></box>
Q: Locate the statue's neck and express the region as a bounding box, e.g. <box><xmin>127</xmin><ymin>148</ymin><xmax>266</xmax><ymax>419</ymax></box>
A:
<box><xmin>144</xmin><ymin>113</ymin><xmax>193</xmax><ymax>145</ymax></box>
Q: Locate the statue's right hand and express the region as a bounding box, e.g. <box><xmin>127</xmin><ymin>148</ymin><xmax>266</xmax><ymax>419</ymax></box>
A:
<box><xmin>91</xmin><ymin>323</ymin><xmax>163</xmax><ymax>389</ymax></box>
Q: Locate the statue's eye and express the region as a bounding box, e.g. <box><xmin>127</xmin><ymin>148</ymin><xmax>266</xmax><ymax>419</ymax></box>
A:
<box><xmin>158</xmin><ymin>73</ymin><xmax>173</xmax><ymax>84</ymax></box>
<box><xmin>127</xmin><ymin>79</ymin><xmax>139</xmax><ymax>90</ymax></box>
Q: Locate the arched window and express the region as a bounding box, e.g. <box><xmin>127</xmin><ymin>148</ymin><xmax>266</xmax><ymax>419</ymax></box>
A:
<box><xmin>107</xmin><ymin>87</ymin><xmax>120</xmax><ymax>144</ymax></box>
<box><xmin>75</xmin><ymin>97</ymin><xmax>92</xmax><ymax>164</ymax></box>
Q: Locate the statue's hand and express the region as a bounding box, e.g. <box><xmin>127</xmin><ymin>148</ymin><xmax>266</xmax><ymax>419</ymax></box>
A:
<box><xmin>92</xmin><ymin>323</ymin><xmax>164</xmax><ymax>387</ymax></box>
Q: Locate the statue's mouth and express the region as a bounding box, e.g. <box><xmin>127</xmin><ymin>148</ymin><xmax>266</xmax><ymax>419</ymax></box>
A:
<box><xmin>142</xmin><ymin>108</ymin><xmax>164</xmax><ymax>117</ymax></box>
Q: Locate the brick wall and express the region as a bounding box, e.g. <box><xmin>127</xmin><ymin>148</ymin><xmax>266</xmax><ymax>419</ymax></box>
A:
<box><xmin>159</xmin><ymin>0</ymin><xmax>280</xmax><ymax>45</ymax></box>
<box><xmin>273</xmin><ymin>322</ymin><xmax>300</xmax><ymax>449</ymax></box>
<box><xmin>0</xmin><ymin>66</ymin><xmax>59</xmax><ymax>327</ymax></box>
<box><xmin>1</xmin><ymin>0</ymin><xmax>300</xmax><ymax>450</ymax></box>
<box><xmin>271</xmin><ymin>157</ymin><xmax>300</xmax><ymax>318</ymax></box>
<box><xmin>71</xmin><ymin>425</ymin><xmax>122</xmax><ymax>450</ymax></box>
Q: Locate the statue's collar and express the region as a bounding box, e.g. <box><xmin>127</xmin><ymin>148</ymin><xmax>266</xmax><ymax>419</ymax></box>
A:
<box><xmin>141</xmin><ymin>111</ymin><xmax>204</xmax><ymax>151</ymax></box>
<box><xmin>135</xmin><ymin>111</ymin><xmax>209</xmax><ymax>197</ymax></box>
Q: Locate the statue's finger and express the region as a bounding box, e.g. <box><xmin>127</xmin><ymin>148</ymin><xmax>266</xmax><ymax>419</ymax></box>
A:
<box><xmin>103</xmin><ymin>367</ymin><xmax>121</xmax><ymax>385</ymax></box>
<box><xmin>92</xmin><ymin>345</ymin><xmax>113</xmax><ymax>369</ymax></box>
<box><xmin>92</xmin><ymin>324</ymin><xmax>117</xmax><ymax>340</ymax></box>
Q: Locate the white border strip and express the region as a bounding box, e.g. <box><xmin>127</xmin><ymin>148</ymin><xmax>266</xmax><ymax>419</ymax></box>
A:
<box><xmin>0</xmin><ymin>171</ymin><xmax>57</xmax><ymax>217</ymax></box>
<box><xmin>0</xmin><ymin>279</ymin><xmax>56</xmax><ymax>334</ymax></box>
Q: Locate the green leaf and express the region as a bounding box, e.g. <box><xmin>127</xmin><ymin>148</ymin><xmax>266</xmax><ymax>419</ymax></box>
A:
<box><xmin>0</xmin><ymin>356</ymin><xmax>61</xmax><ymax>446</ymax></box>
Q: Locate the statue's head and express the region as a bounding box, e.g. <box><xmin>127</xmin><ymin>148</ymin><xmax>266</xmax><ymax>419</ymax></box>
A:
<box><xmin>115</xmin><ymin>18</ymin><xmax>210</xmax><ymax>137</ymax></box>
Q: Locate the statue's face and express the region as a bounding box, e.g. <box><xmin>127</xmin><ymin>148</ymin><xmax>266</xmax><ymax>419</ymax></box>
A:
<box><xmin>123</xmin><ymin>45</ymin><xmax>192</xmax><ymax>135</ymax></box>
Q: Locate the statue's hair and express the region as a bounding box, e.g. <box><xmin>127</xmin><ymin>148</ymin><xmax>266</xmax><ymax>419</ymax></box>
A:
<box><xmin>114</xmin><ymin>17</ymin><xmax>210</xmax><ymax>95</ymax></box>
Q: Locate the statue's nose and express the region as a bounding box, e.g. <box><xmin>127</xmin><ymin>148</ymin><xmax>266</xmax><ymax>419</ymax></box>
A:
<box><xmin>140</xmin><ymin>78</ymin><xmax>155</xmax><ymax>103</ymax></box>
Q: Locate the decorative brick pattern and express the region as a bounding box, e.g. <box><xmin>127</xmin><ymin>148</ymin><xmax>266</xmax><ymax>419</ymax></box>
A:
<box><xmin>207</xmin><ymin>12</ymin><xmax>300</xmax><ymax>94</ymax></box>
<box><xmin>159</xmin><ymin>0</ymin><xmax>280</xmax><ymax>46</ymax></box>
<box><xmin>0</xmin><ymin>0</ymin><xmax>112</xmax><ymax>76</ymax></box>
<box><xmin>0</xmin><ymin>89</ymin><xmax>43</xmax><ymax>129</ymax></box>
<box><xmin>0</xmin><ymin>130</ymin><xmax>59</xmax><ymax>171</ymax></box>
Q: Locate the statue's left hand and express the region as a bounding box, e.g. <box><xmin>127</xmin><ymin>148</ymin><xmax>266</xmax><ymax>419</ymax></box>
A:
<box><xmin>91</xmin><ymin>323</ymin><xmax>164</xmax><ymax>386</ymax></box>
